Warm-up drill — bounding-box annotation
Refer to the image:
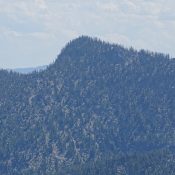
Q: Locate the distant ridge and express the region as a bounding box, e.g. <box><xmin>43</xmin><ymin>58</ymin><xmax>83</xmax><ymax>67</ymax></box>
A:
<box><xmin>12</xmin><ymin>65</ymin><xmax>47</xmax><ymax>74</ymax></box>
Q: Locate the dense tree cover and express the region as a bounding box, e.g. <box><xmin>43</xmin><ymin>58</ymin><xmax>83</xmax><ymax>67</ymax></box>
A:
<box><xmin>0</xmin><ymin>36</ymin><xmax>175</xmax><ymax>174</ymax></box>
<box><xmin>58</xmin><ymin>149</ymin><xmax>175</xmax><ymax>175</ymax></box>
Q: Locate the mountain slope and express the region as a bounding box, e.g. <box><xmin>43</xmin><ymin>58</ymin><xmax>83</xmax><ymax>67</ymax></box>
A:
<box><xmin>0</xmin><ymin>36</ymin><xmax>175</xmax><ymax>174</ymax></box>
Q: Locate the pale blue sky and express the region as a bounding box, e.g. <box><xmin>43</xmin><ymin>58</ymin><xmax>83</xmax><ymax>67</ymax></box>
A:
<box><xmin>0</xmin><ymin>0</ymin><xmax>175</xmax><ymax>68</ymax></box>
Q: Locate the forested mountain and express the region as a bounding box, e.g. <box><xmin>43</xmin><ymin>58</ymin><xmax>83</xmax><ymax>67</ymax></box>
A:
<box><xmin>0</xmin><ymin>36</ymin><xmax>175</xmax><ymax>174</ymax></box>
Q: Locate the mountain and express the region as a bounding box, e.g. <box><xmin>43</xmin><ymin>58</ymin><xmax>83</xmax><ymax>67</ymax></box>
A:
<box><xmin>12</xmin><ymin>65</ymin><xmax>47</xmax><ymax>74</ymax></box>
<box><xmin>0</xmin><ymin>36</ymin><xmax>175</xmax><ymax>174</ymax></box>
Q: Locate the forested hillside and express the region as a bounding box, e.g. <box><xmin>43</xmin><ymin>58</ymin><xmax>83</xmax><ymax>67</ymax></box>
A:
<box><xmin>0</xmin><ymin>36</ymin><xmax>175</xmax><ymax>174</ymax></box>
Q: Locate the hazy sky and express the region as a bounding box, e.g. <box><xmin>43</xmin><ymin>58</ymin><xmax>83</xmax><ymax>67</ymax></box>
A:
<box><xmin>0</xmin><ymin>0</ymin><xmax>175</xmax><ymax>68</ymax></box>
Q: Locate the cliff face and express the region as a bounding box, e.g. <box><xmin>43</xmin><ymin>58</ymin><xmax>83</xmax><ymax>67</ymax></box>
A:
<box><xmin>0</xmin><ymin>36</ymin><xmax>175</xmax><ymax>174</ymax></box>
